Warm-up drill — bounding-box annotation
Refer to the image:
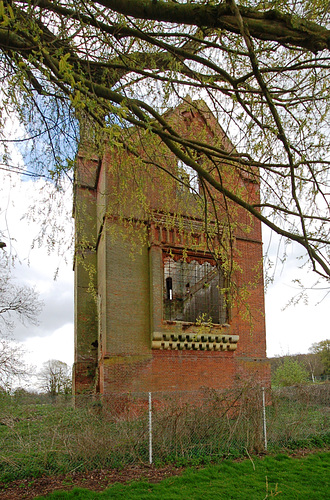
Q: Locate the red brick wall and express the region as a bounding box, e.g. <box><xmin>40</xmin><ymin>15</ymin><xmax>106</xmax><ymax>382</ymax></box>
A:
<box><xmin>100</xmin><ymin>352</ymin><xmax>270</xmax><ymax>393</ymax></box>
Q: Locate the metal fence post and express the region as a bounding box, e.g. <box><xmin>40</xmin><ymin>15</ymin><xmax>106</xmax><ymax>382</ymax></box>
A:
<box><xmin>262</xmin><ymin>387</ymin><xmax>268</xmax><ymax>451</ymax></box>
<box><xmin>149</xmin><ymin>392</ymin><xmax>153</xmax><ymax>464</ymax></box>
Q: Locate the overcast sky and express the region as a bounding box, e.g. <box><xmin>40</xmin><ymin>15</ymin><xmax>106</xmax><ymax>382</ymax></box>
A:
<box><xmin>0</xmin><ymin>171</ymin><xmax>74</xmax><ymax>370</ymax></box>
<box><xmin>0</xmin><ymin>165</ymin><xmax>329</xmax><ymax>376</ymax></box>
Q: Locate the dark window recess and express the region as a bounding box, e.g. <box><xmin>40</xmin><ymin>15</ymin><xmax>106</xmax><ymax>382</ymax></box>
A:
<box><xmin>164</xmin><ymin>257</ymin><xmax>227</xmax><ymax>324</ymax></box>
<box><xmin>166</xmin><ymin>277</ymin><xmax>173</xmax><ymax>300</ymax></box>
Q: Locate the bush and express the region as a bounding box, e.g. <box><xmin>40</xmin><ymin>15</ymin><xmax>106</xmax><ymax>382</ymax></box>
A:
<box><xmin>272</xmin><ymin>358</ymin><xmax>309</xmax><ymax>387</ymax></box>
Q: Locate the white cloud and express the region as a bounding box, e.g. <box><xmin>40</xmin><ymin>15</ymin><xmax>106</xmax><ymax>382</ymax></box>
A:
<box><xmin>22</xmin><ymin>324</ymin><xmax>74</xmax><ymax>371</ymax></box>
<box><xmin>11</xmin><ymin>268</ymin><xmax>73</xmax><ymax>341</ymax></box>
<box><xmin>263</xmin><ymin>225</ymin><xmax>329</xmax><ymax>357</ymax></box>
<box><xmin>265</xmin><ymin>279</ymin><xmax>329</xmax><ymax>357</ymax></box>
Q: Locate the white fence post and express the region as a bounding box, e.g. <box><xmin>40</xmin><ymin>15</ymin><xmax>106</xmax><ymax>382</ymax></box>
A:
<box><xmin>149</xmin><ymin>392</ymin><xmax>153</xmax><ymax>464</ymax></box>
<box><xmin>262</xmin><ymin>387</ymin><xmax>268</xmax><ymax>451</ymax></box>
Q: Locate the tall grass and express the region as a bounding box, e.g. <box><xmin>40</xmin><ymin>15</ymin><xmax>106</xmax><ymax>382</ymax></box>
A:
<box><xmin>0</xmin><ymin>384</ymin><xmax>329</xmax><ymax>483</ymax></box>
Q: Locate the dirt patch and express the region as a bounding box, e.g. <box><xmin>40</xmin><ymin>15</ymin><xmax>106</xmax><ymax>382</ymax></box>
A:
<box><xmin>0</xmin><ymin>465</ymin><xmax>184</xmax><ymax>499</ymax></box>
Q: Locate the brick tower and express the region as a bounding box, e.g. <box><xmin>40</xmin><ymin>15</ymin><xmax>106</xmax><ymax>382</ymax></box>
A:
<box><xmin>73</xmin><ymin>99</ymin><xmax>270</xmax><ymax>394</ymax></box>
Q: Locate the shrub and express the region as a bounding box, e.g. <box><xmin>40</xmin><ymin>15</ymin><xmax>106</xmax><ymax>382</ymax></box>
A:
<box><xmin>272</xmin><ymin>358</ymin><xmax>309</xmax><ymax>387</ymax></box>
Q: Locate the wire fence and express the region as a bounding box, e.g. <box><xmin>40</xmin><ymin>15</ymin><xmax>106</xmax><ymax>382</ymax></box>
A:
<box><xmin>0</xmin><ymin>384</ymin><xmax>329</xmax><ymax>479</ymax></box>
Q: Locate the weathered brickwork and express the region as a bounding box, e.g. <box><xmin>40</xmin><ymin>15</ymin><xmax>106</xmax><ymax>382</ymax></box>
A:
<box><xmin>73</xmin><ymin>100</ymin><xmax>270</xmax><ymax>394</ymax></box>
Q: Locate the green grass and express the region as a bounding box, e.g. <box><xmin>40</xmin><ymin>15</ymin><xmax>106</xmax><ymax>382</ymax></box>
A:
<box><xmin>36</xmin><ymin>452</ymin><xmax>330</xmax><ymax>499</ymax></box>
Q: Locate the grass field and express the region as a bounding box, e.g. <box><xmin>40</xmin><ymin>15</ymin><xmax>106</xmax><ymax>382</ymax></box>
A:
<box><xmin>35</xmin><ymin>452</ymin><xmax>330</xmax><ymax>499</ymax></box>
<box><xmin>0</xmin><ymin>386</ymin><xmax>329</xmax><ymax>485</ymax></box>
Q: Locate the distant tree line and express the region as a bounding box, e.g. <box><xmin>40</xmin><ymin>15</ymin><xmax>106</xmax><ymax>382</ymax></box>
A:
<box><xmin>270</xmin><ymin>340</ymin><xmax>330</xmax><ymax>387</ymax></box>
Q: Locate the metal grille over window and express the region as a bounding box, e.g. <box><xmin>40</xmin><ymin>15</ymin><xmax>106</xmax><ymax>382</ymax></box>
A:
<box><xmin>164</xmin><ymin>257</ymin><xmax>227</xmax><ymax>324</ymax></box>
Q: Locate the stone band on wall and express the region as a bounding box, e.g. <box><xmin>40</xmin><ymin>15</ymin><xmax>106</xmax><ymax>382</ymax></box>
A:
<box><xmin>152</xmin><ymin>331</ymin><xmax>239</xmax><ymax>351</ymax></box>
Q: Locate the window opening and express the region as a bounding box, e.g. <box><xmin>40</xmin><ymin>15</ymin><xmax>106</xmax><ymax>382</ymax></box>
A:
<box><xmin>164</xmin><ymin>257</ymin><xmax>227</xmax><ymax>324</ymax></box>
<box><xmin>178</xmin><ymin>160</ymin><xmax>199</xmax><ymax>193</ymax></box>
<box><xmin>166</xmin><ymin>276</ymin><xmax>173</xmax><ymax>300</ymax></box>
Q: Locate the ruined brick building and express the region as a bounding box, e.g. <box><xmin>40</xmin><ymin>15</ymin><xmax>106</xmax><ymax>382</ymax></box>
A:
<box><xmin>73</xmin><ymin>100</ymin><xmax>270</xmax><ymax>394</ymax></box>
